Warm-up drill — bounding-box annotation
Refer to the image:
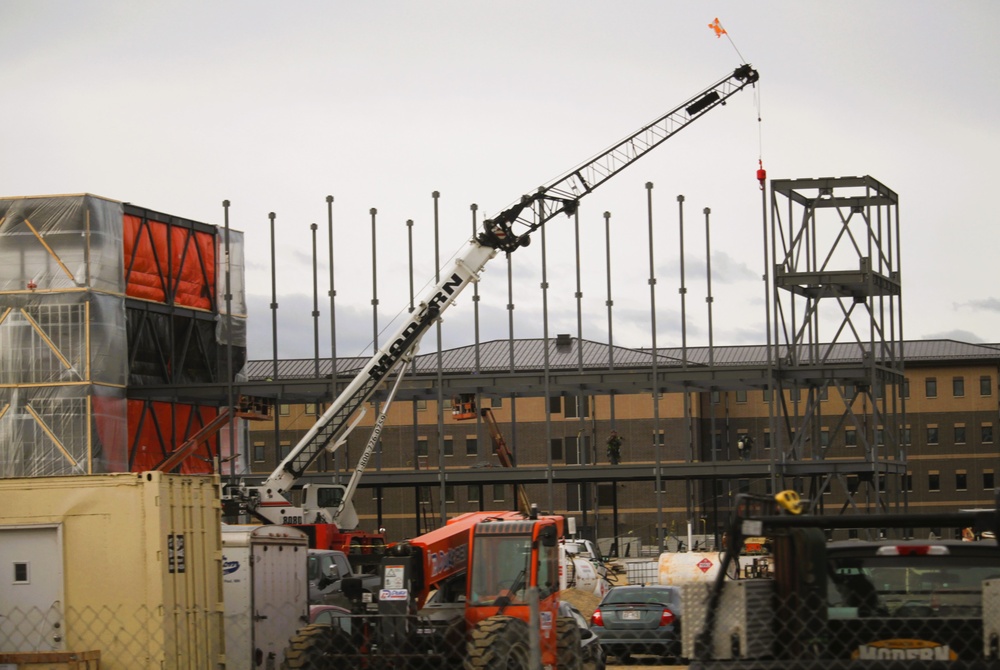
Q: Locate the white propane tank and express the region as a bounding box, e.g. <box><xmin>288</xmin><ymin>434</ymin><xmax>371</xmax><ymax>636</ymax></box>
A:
<box><xmin>657</xmin><ymin>551</ymin><xmax>725</xmax><ymax>585</ymax></box>
<box><xmin>560</xmin><ymin>548</ymin><xmax>612</xmax><ymax>597</ymax></box>
<box><xmin>570</xmin><ymin>556</ymin><xmax>599</xmax><ymax>594</ymax></box>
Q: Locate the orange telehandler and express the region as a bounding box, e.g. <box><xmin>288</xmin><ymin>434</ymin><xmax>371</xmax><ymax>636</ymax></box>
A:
<box><xmin>283</xmin><ymin>506</ymin><xmax>579</xmax><ymax>668</ymax></box>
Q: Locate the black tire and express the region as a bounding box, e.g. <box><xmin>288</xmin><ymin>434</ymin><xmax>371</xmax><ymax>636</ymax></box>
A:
<box><xmin>556</xmin><ymin>617</ymin><xmax>583</xmax><ymax>670</ymax></box>
<box><xmin>465</xmin><ymin>615</ymin><xmax>531</xmax><ymax>669</ymax></box>
<box><xmin>585</xmin><ymin>644</ymin><xmax>607</xmax><ymax>670</ymax></box>
<box><xmin>282</xmin><ymin>623</ymin><xmax>354</xmax><ymax>670</ymax></box>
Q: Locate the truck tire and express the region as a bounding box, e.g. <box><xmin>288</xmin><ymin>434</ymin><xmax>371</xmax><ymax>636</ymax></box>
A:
<box><xmin>465</xmin><ymin>615</ymin><xmax>531</xmax><ymax>669</ymax></box>
<box><xmin>282</xmin><ymin>623</ymin><xmax>354</xmax><ymax>669</ymax></box>
<box><xmin>556</xmin><ymin>617</ymin><xmax>583</xmax><ymax>669</ymax></box>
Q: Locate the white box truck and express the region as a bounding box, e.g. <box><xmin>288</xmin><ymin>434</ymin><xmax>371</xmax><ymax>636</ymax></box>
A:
<box><xmin>222</xmin><ymin>524</ymin><xmax>309</xmax><ymax>669</ymax></box>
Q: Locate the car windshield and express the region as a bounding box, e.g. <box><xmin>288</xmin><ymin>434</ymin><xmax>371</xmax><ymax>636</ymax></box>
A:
<box><xmin>602</xmin><ymin>587</ymin><xmax>675</xmax><ymax>606</ymax></box>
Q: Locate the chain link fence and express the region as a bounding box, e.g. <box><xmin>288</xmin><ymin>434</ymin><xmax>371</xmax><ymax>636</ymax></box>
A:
<box><xmin>7</xmin><ymin>562</ymin><xmax>1000</xmax><ymax>669</ymax></box>
<box><xmin>684</xmin><ymin>575</ymin><xmax>1000</xmax><ymax>669</ymax></box>
<box><xmin>0</xmin><ymin>603</ymin><xmax>221</xmax><ymax>669</ymax></box>
<box><xmin>681</xmin><ymin>492</ymin><xmax>1000</xmax><ymax>670</ymax></box>
<box><xmin>0</xmin><ymin>593</ymin><xmax>614</xmax><ymax>670</ymax></box>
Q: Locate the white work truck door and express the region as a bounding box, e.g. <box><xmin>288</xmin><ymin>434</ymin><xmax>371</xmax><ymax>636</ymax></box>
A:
<box><xmin>0</xmin><ymin>525</ymin><xmax>65</xmax><ymax>652</ymax></box>
<box><xmin>252</xmin><ymin>540</ymin><xmax>308</xmax><ymax>667</ymax></box>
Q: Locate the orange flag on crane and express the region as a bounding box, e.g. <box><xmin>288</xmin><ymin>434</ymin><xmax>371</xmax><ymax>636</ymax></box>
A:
<box><xmin>708</xmin><ymin>17</ymin><xmax>727</xmax><ymax>38</ymax></box>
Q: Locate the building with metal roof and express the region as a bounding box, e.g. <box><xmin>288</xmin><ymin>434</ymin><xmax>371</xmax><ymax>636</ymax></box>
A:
<box><xmin>238</xmin><ymin>336</ymin><xmax>1000</xmax><ymax>550</ymax></box>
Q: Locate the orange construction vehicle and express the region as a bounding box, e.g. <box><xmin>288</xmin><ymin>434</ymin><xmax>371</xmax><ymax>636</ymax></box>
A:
<box><xmin>284</xmin><ymin>506</ymin><xmax>577</xmax><ymax>668</ymax></box>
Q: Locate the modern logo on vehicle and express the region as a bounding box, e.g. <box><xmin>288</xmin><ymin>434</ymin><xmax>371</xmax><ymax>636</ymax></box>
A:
<box><xmin>222</xmin><ymin>556</ymin><xmax>240</xmax><ymax>575</ymax></box>
<box><xmin>853</xmin><ymin>639</ymin><xmax>956</xmax><ymax>661</ymax></box>
<box><xmin>429</xmin><ymin>544</ymin><xmax>468</xmax><ymax>579</ymax></box>
<box><xmin>368</xmin><ymin>273</ymin><xmax>464</xmax><ymax>380</ymax></box>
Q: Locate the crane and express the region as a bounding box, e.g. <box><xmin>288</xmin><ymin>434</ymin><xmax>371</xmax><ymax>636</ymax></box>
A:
<box><xmin>230</xmin><ymin>63</ymin><xmax>760</xmax><ymax>549</ymax></box>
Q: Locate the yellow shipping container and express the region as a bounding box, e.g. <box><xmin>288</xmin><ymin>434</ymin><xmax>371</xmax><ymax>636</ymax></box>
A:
<box><xmin>0</xmin><ymin>472</ymin><xmax>225</xmax><ymax>669</ymax></box>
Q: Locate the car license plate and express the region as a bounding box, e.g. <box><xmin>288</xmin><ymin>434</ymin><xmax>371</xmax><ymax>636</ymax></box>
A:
<box><xmin>622</xmin><ymin>610</ymin><xmax>640</xmax><ymax>620</ymax></box>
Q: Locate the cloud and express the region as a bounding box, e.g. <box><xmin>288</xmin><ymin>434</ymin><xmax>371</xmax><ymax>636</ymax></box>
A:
<box><xmin>247</xmin><ymin>292</ymin><xmax>376</xmax><ymax>361</ymax></box>
<box><xmin>922</xmin><ymin>329</ymin><xmax>985</xmax><ymax>344</ymax></box>
<box><xmin>958</xmin><ymin>298</ymin><xmax>1000</xmax><ymax>313</ymax></box>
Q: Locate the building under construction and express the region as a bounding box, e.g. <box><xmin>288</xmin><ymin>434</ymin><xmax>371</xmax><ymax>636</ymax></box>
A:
<box><xmin>6</xmin><ymin>172</ymin><xmax>990</xmax><ymax>556</ymax></box>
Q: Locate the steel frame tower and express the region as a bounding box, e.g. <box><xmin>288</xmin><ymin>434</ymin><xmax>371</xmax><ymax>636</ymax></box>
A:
<box><xmin>767</xmin><ymin>176</ymin><xmax>905</xmax><ymax>514</ymax></box>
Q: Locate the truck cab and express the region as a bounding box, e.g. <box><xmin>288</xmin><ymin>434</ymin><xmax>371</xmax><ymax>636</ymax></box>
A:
<box><xmin>822</xmin><ymin>538</ymin><xmax>1000</xmax><ymax>662</ymax></box>
<box><xmin>308</xmin><ymin>549</ymin><xmax>380</xmax><ymax>608</ymax></box>
<box><xmin>689</xmin><ymin>493</ymin><xmax>1000</xmax><ymax>668</ymax></box>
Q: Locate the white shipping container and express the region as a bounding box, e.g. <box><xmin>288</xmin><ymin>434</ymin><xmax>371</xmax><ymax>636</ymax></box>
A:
<box><xmin>221</xmin><ymin>524</ymin><xmax>309</xmax><ymax>670</ymax></box>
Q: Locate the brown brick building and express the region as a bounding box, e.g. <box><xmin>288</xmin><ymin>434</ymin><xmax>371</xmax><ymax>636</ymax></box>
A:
<box><xmin>243</xmin><ymin>338</ymin><xmax>1000</xmax><ymax>548</ymax></box>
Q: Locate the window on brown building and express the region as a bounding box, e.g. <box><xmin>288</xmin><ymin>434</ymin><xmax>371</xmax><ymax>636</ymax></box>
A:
<box><xmin>956</xmin><ymin>471</ymin><xmax>967</xmax><ymax>491</ymax></box>
<box><xmin>548</xmin><ymin>396</ymin><xmax>562</xmax><ymax>414</ymax></box>
<box><xmin>953</xmin><ymin>376</ymin><xmax>965</xmax><ymax>397</ymax></box>
<box><xmin>925</xmin><ymin>377</ymin><xmax>937</xmax><ymax>398</ymax></box>
<box><xmin>550</xmin><ymin>438</ymin><xmax>563</xmax><ymax>461</ymax></box>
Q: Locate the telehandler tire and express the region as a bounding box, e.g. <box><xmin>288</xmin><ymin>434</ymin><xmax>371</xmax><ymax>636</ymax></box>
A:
<box><xmin>282</xmin><ymin>623</ymin><xmax>354</xmax><ymax>669</ymax></box>
<box><xmin>465</xmin><ymin>615</ymin><xmax>531</xmax><ymax>669</ymax></box>
<box><xmin>556</xmin><ymin>616</ymin><xmax>583</xmax><ymax>669</ymax></box>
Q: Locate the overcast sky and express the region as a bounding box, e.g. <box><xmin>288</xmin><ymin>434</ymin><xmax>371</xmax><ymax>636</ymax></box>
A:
<box><xmin>3</xmin><ymin>2</ymin><xmax>998</xmax><ymax>361</ymax></box>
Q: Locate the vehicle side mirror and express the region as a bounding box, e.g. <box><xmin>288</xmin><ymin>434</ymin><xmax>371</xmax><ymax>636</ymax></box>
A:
<box><xmin>540</xmin><ymin>525</ymin><xmax>557</xmax><ymax>547</ymax></box>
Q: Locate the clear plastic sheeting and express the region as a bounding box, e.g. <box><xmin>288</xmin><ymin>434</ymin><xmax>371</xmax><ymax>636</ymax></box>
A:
<box><xmin>217</xmin><ymin>228</ymin><xmax>247</xmax><ymax>318</ymax></box>
<box><xmin>0</xmin><ymin>385</ymin><xmax>127</xmax><ymax>478</ymax></box>
<box><xmin>0</xmin><ymin>193</ymin><xmax>246</xmax><ymax>477</ymax></box>
<box><xmin>0</xmin><ymin>292</ymin><xmax>127</xmax><ymax>386</ymax></box>
<box><xmin>0</xmin><ymin>194</ymin><xmax>125</xmax><ymax>294</ymax></box>
<box><xmin>0</xmin><ymin>195</ymin><xmax>130</xmax><ymax>476</ymax></box>
<box><xmin>216</xmin><ymin>227</ymin><xmax>248</xmax><ymax>363</ymax></box>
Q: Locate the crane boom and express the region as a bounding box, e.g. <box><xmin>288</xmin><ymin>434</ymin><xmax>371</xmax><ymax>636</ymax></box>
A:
<box><xmin>240</xmin><ymin>63</ymin><xmax>759</xmax><ymax>526</ymax></box>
